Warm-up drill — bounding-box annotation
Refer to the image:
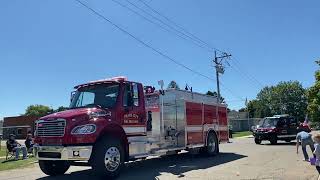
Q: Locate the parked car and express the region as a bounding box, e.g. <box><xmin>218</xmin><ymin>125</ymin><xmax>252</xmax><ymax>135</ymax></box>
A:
<box><xmin>253</xmin><ymin>115</ymin><xmax>310</xmax><ymax>145</ymax></box>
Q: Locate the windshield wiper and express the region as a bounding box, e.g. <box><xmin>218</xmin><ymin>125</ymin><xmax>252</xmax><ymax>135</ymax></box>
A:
<box><xmin>69</xmin><ymin>104</ymin><xmax>108</xmax><ymax>110</ymax></box>
<box><xmin>84</xmin><ymin>104</ymin><xmax>105</xmax><ymax>109</ymax></box>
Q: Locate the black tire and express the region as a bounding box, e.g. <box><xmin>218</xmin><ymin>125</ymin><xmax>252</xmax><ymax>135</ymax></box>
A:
<box><xmin>91</xmin><ymin>137</ymin><xmax>124</xmax><ymax>178</ymax></box>
<box><xmin>204</xmin><ymin>132</ymin><xmax>219</xmax><ymax>156</ymax></box>
<box><xmin>270</xmin><ymin>136</ymin><xmax>278</xmax><ymax>145</ymax></box>
<box><xmin>39</xmin><ymin>160</ymin><xmax>70</xmax><ymax>176</ymax></box>
<box><xmin>254</xmin><ymin>138</ymin><xmax>261</xmax><ymax>144</ymax></box>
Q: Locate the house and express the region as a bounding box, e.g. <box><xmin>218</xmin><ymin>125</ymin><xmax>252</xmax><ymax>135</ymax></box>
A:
<box><xmin>228</xmin><ymin>110</ymin><xmax>261</xmax><ymax>131</ymax></box>
<box><xmin>0</xmin><ymin>120</ymin><xmax>3</xmax><ymax>138</ymax></box>
<box><xmin>2</xmin><ymin>115</ymin><xmax>39</xmax><ymax>139</ymax></box>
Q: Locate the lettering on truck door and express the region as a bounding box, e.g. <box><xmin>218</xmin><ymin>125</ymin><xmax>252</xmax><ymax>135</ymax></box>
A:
<box><xmin>122</xmin><ymin>82</ymin><xmax>146</xmax><ymax>136</ymax></box>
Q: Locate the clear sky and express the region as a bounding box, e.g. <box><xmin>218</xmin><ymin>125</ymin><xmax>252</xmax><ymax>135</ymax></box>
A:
<box><xmin>0</xmin><ymin>0</ymin><xmax>319</xmax><ymax>118</ymax></box>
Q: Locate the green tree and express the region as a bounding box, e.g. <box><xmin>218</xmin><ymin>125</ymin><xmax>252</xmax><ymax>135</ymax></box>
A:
<box><xmin>206</xmin><ymin>91</ymin><xmax>225</xmax><ymax>103</ymax></box>
<box><xmin>238</xmin><ymin>108</ymin><xmax>246</xmax><ymax>112</ymax></box>
<box><xmin>167</xmin><ymin>80</ymin><xmax>180</xmax><ymax>90</ymax></box>
<box><xmin>307</xmin><ymin>61</ymin><xmax>320</xmax><ymax>122</ymax></box>
<box><xmin>247</xmin><ymin>99</ymin><xmax>269</xmax><ymax>118</ymax></box>
<box><xmin>54</xmin><ymin>106</ymin><xmax>69</xmax><ymax>112</ymax></box>
<box><xmin>248</xmin><ymin>81</ymin><xmax>307</xmax><ymax>120</ymax></box>
<box><xmin>25</xmin><ymin>105</ymin><xmax>53</xmax><ymax>117</ymax></box>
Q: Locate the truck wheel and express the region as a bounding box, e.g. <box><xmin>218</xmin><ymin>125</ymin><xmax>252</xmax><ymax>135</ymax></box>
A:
<box><xmin>39</xmin><ymin>160</ymin><xmax>70</xmax><ymax>176</ymax></box>
<box><xmin>254</xmin><ymin>138</ymin><xmax>261</xmax><ymax>144</ymax></box>
<box><xmin>204</xmin><ymin>132</ymin><xmax>219</xmax><ymax>156</ymax></box>
<box><xmin>92</xmin><ymin>137</ymin><xmax>124</xmax><ymax>178</ymax></box>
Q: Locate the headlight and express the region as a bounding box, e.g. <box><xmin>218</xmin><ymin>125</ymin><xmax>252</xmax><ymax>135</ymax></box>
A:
<box><xmin>71</xmin><ymin>124</ymin><xmax>96</xmax><ymax>135</ymax></box>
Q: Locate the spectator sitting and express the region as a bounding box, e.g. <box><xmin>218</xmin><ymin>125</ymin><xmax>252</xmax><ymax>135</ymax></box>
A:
<box><xmin>25</xmin><ymin>133</ymin><xmax>34</xmax><ymax>153</ymax></box>
<box><xmin>6</xmin><ymin>134</ymin><xmax>28</xmax><ymax>160</ymax></box>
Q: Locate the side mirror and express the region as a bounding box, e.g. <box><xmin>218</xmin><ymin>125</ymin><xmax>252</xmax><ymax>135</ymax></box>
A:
<box><xmin>70</xmin><ymin>91</ymin><xmax>76</xmax><ymax>103</ymax></box>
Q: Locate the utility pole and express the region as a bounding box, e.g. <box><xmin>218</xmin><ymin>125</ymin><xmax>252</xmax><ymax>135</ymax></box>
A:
<box><xmin>245</xmin><ymin>97</ymin><xmax>250</xmax><ymax>131</ymax></box>
<box><xmin>214</xmin><ymin>50</ymin><xmax>232</xmax><ymax>103</ymax></box>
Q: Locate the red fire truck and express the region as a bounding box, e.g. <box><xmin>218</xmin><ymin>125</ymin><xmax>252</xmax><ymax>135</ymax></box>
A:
<box><xmin>34</xmin><ymin>77</ymin><xmax>229</xmax><ymax>178</ymax></box>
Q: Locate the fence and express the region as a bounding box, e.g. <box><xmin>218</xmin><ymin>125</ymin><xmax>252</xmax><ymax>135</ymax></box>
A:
<box><xmin>229</xmin><ymin>118</ymin><xmax>262</xmax><ymax>132</ymax></box>
<box><xmin>0</xmin><ymin>121</ymin><xmax>3</xmax><ymax>135</ymax></box>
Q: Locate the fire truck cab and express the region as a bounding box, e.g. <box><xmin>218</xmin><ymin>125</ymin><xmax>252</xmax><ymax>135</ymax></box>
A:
<box><xmin>34</xmin><ymin>77</ymin><xmax>229</xmax><ymax>178</ymax></box>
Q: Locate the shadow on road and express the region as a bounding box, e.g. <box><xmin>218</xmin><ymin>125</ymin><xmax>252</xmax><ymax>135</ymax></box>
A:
<box><xmin>36</xmin><ymin>152</ymin><xmax>247</xmax><ymax>180</ymax></box>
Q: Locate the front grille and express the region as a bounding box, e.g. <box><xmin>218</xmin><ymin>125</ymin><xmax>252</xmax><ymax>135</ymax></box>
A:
<box><xmin>36</xmin><ymin>119</ymin><xmax>66</xmax><ymax>137</ymax></box>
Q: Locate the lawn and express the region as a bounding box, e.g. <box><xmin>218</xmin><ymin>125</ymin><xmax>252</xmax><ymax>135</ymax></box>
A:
<box><xmin>0</xmin><ymin>147</ymin><xmax>6</xmax><ymax>157</ymax></box>
<box><xmin>232</xmin><ymin>131</ymin><xmax>252</xmax><ymax>138</ymax></box>
<box><xmin>0</xmin><ymin>157</ymin><xmax>37</xmax><ymax>171</ymax></box>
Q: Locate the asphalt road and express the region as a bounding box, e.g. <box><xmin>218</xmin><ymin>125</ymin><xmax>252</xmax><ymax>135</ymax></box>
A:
<box><xmin>0</xmin><ymin>137</ymin><xmax>318</xmax><ymax>180</ymax></box>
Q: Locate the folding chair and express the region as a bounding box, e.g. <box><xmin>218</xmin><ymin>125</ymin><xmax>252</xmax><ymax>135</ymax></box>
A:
<box><xmin>5</xmin><ymin>149</ymin><xmax>15</xmax><ymax>160</ymax></box>
<box><xmin>27</xmin><ymin>147</ymin><xmax>34</xmax><ymax>157</ymax></box>
<box><xmin>5</xmin><ymin>141</ymin><xmax>16</xmax><ymax>160</ymax></box>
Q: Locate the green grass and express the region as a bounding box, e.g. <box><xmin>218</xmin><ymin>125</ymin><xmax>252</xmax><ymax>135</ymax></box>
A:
<box><xmin>0</xmin><ymin>157</ymin><xmax>37</xmax><ymax>171</ymax></box>
<box><xmin>0</xmin><ymin>147</ymin><xmax>6</xmax><ymax>157</ymax></box>
<box><xmin>232</xmin><ymin>131</ymin><xmax>252</xmax><ymax>138</ymax></box>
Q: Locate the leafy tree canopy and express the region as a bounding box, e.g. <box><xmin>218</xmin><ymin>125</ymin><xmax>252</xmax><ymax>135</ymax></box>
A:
<box><xmin>238</xmin><ymin>108</ymin><xmax>246</xmax><ymax>112</ymax></box>
<box><xmin>206</xmin><ymin>91</ymin><xmax>225</xmax><ymax>103</ymax></box>
<box><xmin>248</xmin><ymin>81</ymin><xmax>307</xmax><ymax>120</ymax></box>
<box><xmin>54</xmin><ymin>106</ymin><xmax>69</xmax><ymax>113</ymax></box>
<box><xmin>25</xmin><ymin>105</ymin><xmax>69</xmax><ymax>117</ymax></box>
<box><xmin>25</xmin><ymin>105</ymin><xmax>53</xmax><ymax>117</ymax></box>
<box><xmin>307</xmin><ymin>61</ymin><xmax>320</xmax><ymax>122</ymax></box>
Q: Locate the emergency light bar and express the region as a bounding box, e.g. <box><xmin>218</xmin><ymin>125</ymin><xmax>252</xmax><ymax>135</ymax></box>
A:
<box><xmin>89</xmin><ymin>76</ymin><xmax>128</xmax><ymax>83</ymax></box>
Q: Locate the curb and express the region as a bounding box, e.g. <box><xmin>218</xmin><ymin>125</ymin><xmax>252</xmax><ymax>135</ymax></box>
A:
<box><xmin>233</xmin><ymin>135</ymin><xmax>254</xmax><ymax>139</ymax></box>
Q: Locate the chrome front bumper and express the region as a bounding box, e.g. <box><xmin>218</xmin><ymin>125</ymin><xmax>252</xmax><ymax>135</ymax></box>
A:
<box><xmin>34</xmin><ymin>145</ymin><xmax>93</xmax><ymax>161</ymax></box>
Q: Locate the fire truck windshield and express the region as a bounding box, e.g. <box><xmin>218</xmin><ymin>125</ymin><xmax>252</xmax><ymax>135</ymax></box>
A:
<box><xmin>70</xmin><ymin>84</ymin><xmax>119</xmax><ymax>109</ymax></box>
<box><xmin>261</xmin><ymin>118</ymin><xmax>278</xmax><ymax>128</ymax></box>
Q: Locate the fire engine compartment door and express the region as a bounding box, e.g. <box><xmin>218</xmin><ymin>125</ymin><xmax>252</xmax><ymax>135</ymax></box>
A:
<box><xmin>175</xmin><ymin>99</ymin><xmax>186</xmax><ymax>147</ymax></box>
<box><xmin>162</xmin><ymin>95</ymin><xmax>186</xmax><ymax>148</ymax></box>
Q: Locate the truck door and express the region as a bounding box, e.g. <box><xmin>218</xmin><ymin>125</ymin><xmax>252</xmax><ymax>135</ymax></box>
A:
<box><xmin>122</xmin><ymin>82</ymin><xmax>146</xmax><ymax>136</ymax></box>
<box><xmin>276</xmin><ymin>118</ymin><xmax>287</xmax><ymax>137</ymax></box>
<box><xmin>287</xmin><ymin>117</ymin><xmax>298</xmax><ymax>137</ymax></box>
<box><xmin>162</xmin><ymin>95</ymin><xmax>179</xmax><ymax>147</ymax></box>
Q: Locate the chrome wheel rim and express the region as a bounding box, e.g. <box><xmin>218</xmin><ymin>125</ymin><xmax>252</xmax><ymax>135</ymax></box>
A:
<box><xmin>208</xmin><ymin>135</ymin><xmax>216</xmax><ymax>152</ymax></box>
<box><xmin>104</xmin><ymin>147</ymin><xmax>121</xmax><ymax>172</ymax></box>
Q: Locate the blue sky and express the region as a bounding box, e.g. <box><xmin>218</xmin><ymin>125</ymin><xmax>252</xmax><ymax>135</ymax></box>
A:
<box><xmin>0</xmin><ymin>0</ymin><xmax>319</xmax><ymax>118</ymax></box>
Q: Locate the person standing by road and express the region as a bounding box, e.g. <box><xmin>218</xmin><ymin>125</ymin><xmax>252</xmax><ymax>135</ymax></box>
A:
<box><xmin>313</xmin><ymin>134</ymin><xmax>320</xmax><ymax>180</ymax></box>
<box><xmin>296</xmin><ymin>129</ymin><xmax>315</xmax><ymax>161</ymax></box>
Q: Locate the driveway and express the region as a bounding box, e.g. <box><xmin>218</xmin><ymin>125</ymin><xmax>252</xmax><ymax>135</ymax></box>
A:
<box><xmin>0</xmin><ymin>137</ymin><xmax>317</xmax><ymax>180</ymax></box>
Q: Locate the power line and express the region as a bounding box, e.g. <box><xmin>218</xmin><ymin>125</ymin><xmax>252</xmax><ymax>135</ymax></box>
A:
<box><xmin>231</xmin><ymin>56</ymin><xmax>265</xmax><ymax>88</ymax></box>
<box><xmin>228</xmin><ymin>61</ymin><xmax>263</xmax><ymax>89</ymax></box>
<box><xmin>123</xmin><ymin>0</ymin><xmax>214</xmax><ymax>52</ymax></box>
<box><xmin>220</xmin><ymin>81</ymin><xmax>246</xmax><ymax>101</ymax></box>
<box><xmin>114</xmin><ymin>0</ymin><xmax>263</xmax><ymax>93</ymax></box>
<box><xmin>110</xmin><ymin>0</ymin><xmax>210</xmax><ymax>51</ymax></box>
<box><xmin>134</xmin><ymin>0</ymin><xmax>265</xmax><ymax>89</ymax></box>
<box><xmin>136</xmin><ymin>0</ymin><xmax>224</xmax><ymax>54</ymax></box>
<box><xmin>74</xmin><ymin>0</ymin><xmax>245</xmax><ymax>102</ymax></box>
